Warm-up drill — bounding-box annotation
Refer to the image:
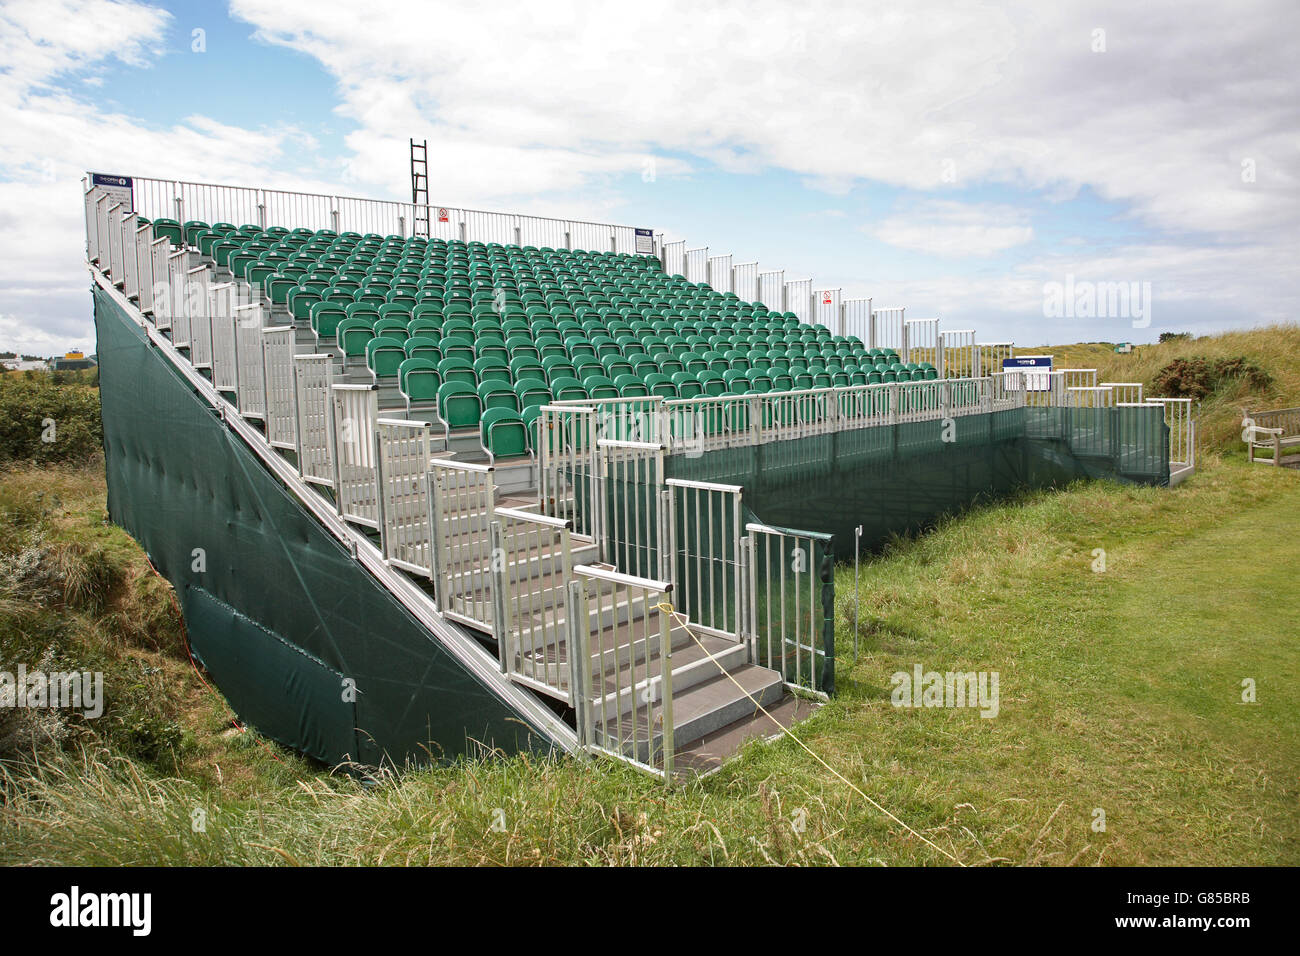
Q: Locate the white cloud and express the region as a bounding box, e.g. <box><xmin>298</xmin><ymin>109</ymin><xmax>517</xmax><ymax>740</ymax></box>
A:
<box><xmin>870</xmin><ymin>201</ymin><xmax>1034</xmax><ymax>257</ymax></box>
<box><xmin>1</xmin><ymin>0</ymin><xmax>1297</xmax><ymax>354</ymax></box>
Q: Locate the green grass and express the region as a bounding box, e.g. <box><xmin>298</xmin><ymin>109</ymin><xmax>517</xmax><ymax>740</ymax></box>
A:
<box><xmin>2</xmin><ymin>453</ymin><xmax>1296</xmax><ymax>865</ymax></box>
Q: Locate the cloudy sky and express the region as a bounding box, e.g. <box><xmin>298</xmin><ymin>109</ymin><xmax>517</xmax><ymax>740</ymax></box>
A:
<box><xmin>1</xmin><ymin>0</ymin><xmax>1296</xmax><ymax>356</ymax></box>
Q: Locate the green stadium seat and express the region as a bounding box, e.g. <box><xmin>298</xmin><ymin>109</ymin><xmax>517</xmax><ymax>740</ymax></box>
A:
<box><xmin>366</xmin><ymin>335</ymin><xmax>406</xmax><ymax>380</ymax></box>
<box><xmin>478</xmin><ymin>379</ymin><xmax>519</xmax><ymax>412</ymax></box>
<box><xmin>480</xmin><ymin>408</ymin><xmax>530</xmax><ymax>462</ymax></box>
<box><xmin>399</xmin><ymin>358</ymin><xmax>441</xmax><ymax>413</ymax></box>
<box><xmin>437</xmin><ymin>381</ymin><xmax>481</xmax><ymax>431</ymax></box>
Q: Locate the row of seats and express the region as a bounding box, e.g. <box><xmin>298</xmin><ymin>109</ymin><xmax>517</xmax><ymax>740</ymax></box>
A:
<box><xmin>145</xmin><ymin>219</ymin><xmax>914</xmax><ymax>464</ymax></box>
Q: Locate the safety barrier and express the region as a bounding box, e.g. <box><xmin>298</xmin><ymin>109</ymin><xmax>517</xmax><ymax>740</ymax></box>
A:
<box><xmin>491</xmin><ymin>508</ymin><xmax>574</xmax><ymax>698</ymax></box>
<box><xmin>708</xmin><ymin>254</ymin><xmax>733</xmax><ymax>294</ymax></box>
<box><xmin>662</xmin><ymin>239</ymin><xmax>686</xmax><ymax>277</ymax></box>
<box><xmin>812</xmin><ymin>287</ymin><xmax>842</xmax><ymax>333</ymax></box>
<box><xmin>567</xmin><ymin>568</ymin><xmax>677</xmax><ymax>777</ymax></box>
<box><xmin>975</xmin><ymin>342</ymin><xmax>1014</xmax><ymax>377</ymax></box>
<box><xmin>733</xmin><ymin>261</ymin><xmax>759</xmax><ymax>302</ymax></box>
<box><xmin>167</xmin><ymin>249</ymin><xmax>191</xmax><ymax>348</ymax></box>
<box><xmin>843</xmin><ymin>297</ymin><xmax>873</xmax><ymax>344</ymax></box>
<box><xmin>872</xmin><ymin>307</ymin><xmax>906</xmax><ymax>351</ymax></box>
<box><xmin>784</xmin><ymin>278</ymin><xmax>812</xmax><ymax>323</ymax></box>
<box><xmin>376</xmin><ymin>420</ymin><xmax>435</xmax><ymax>576</ymax></box>
<box><xmin>429</xmin><ymin>459</ymin><xmax>498</xmax><ymax>628</ymax></box>
<box><xmin>940</xmin><ymin>329</ymin><xmax>976</xmax><ymax>378</ymax></box>
<box><xmin>598</xmin><ymin>439</ymin><xmax>667</xmax><ymax>581</ymax></box>
<box><xmin>538</xmin><ymin>404</ymin><xmax>600</xmax><ymax>539</ymax></box>
<box><xmin>233</xmin><ymin>302</ymin><xmax>266</xmax><ymax>420</ymax></box>
<box><xmin>186</xmin><ymin>265</ymin><xmax>212</xmax><ymax>368</ymax></box>
<box><xmin>684</xmin><ymin>247</ymin><xmax>709</xmax><ymax>284</ymax></box>
<box><xmin>293</xmin><ymin>354</ymin><xmax>336</xmax><ymax>488</ymax></box>
<box><xmin>113</xmin><ymin>175</ymin><xmax>654</xmax><ymax>256</ymax></box>
<box><xmin>261</xmin><ymin>326</ymin><xmax>298</xmax><ymax>450</ymax></box>
<box><xmin>331</xmin><ymin>384</ymin><xmax>380</xmax><ymax>529</ymax></box>
<box><xmin>1146</xmin><ymin>397</ymin><xmax>1196</xmax><ymax>480</ymax></box>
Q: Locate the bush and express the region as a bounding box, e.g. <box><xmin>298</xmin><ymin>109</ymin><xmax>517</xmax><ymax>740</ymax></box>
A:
<box><xmin>1151</xmin><ymin>355</ymin><xmax>1272</xmax><ymax>400</ymax></box>
<box><xmin>0</xmin><ymin>375</ymin><xmax>102</xmax><ymax>464</ymax></box>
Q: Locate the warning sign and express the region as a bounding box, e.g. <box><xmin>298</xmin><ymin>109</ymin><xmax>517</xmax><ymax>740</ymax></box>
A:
<box><xmin>437</xmin><ymin>207</ymin><xmax>449</xmax><ymax>223</ymax></box>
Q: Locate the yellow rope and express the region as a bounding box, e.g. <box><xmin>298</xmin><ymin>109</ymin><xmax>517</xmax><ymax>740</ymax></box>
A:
<box><xmin>654</xmin><ymin>601</ymin><xmax>965</xmax><ymax>866</ymax></box>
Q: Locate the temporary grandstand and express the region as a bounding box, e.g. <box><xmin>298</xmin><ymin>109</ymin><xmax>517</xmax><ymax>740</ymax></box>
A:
<box><xmin>84</xmin><ymin>173</ymin><xmax>1196</xmax><ymax>778</ymax></box>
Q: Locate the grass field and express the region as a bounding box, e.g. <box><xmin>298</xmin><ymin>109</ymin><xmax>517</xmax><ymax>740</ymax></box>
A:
<box><xmin>2</xmin><ymin>453</ymin><xmax>1295</xmax><ymax>865</ymax></box>
<box><xmin>1</xmin><ymin>328</ymin><xmax>1297</xmax><ymax>866</ymax></box>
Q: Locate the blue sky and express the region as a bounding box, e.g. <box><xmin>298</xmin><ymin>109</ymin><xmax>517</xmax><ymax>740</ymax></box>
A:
<box><xmin>1</xmin><ymin>0</ymin><xmax>1296</xmax><ymax>356</ymax></box>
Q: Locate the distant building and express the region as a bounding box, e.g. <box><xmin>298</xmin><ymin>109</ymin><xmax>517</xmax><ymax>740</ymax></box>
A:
<box><xmin>1114</xmin><ymin>342</ymin><xmax>1134</xmax><ymax>354</ymax></box>
<box><xmin>50</xmin><ymin>351</ymin><xmax>98</xmax><ymax>371</ymax></box>
<box><xmin>1</xmin><ymin>357</ymin><xmax>49</xmax><ymax>371</ymax></box>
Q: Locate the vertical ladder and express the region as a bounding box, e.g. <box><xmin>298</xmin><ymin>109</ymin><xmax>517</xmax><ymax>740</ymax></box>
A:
<box><xmin>410</xmin><ymin>138</ymin><xmax>430</xmax><ymax>238</ymax></box>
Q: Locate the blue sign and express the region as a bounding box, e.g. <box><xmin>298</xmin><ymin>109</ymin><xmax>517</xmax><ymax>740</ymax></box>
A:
<box><xmin>91</xmin><ymin>173</ymin><xmax>132</xmax><ymax>190</ymax></box>
<box><xmin>90</xmin><ymin>172</ymin><xmax>133</xmax><ymax>211</ymax></box>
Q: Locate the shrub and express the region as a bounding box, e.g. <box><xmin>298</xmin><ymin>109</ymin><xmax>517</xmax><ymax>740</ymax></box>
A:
<box><xmin>1151</xmin><ymin>355</ymin><xmax>1272</xmax><ymax>400</ymax></box>
<box><xmin>0</xmin><ymin>376</ymin><xmax>102</xmax><ymax>464</ymax></box>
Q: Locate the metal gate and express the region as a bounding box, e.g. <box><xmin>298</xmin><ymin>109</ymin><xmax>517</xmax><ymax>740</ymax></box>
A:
<box><xmin>663</xmin><ymin>478</ymin><xmax>744</xmax><ymax>641</ymax></box>
<box><xmin>538</xmin><ymin>403</ymin><xmax>600</xmax><ymax>539</ymax></box>
<box><xmin>744</xmin><ymin>522</ymin><xmax>834</xmax><ymax>695</ymax></box>
<box><xmin>599</xmin><ymin>439</ymin><xmax>667</xmax><ymax>581</ymax></box>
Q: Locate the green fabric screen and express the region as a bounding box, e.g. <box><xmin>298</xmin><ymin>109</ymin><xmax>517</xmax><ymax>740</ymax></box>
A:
<box><xmin>94</xmin><ymin>286</ymin><xmax>550</xmax><ymax>768</ymax></box>
<box><xmin>666</xmin><ymin>405</ymin><xmax>1169</xmax><ymax>554</ymax></box>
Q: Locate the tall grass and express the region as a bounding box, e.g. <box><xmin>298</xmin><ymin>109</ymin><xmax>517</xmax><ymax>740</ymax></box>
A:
<box><xmin>1039</xmin><ymin>323</ymin><xmax>1300</xmax><ymax>455</ymax></box>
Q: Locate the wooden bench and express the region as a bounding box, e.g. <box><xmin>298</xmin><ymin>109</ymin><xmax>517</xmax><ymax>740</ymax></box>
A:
<box><xmin>1245</xmin><ymin>406</ymin><xmax>1300</xmax><ymax>466</ymax></box>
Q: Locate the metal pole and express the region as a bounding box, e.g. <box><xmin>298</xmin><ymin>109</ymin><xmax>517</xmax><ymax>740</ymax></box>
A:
<box><xmin>854</xmin><ymin>524</ymin><xmax>862</xmax><ymax>655</ymax></box>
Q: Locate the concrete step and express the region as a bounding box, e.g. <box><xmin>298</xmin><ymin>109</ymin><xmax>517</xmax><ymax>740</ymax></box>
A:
<box><xmin>594</xmin><ymin>663</ymin><xmax>786</xmax><ymax>764</ymax></box>
<box><xmin>672</xmin><ymin>692</ymin><xmax>819</xmax><ymax>778</ymax></box>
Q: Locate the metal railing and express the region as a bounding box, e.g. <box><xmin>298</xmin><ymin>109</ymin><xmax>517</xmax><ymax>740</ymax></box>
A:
<box><xmin>114</xmin><ymin>175</ymin><xmax>652</xmax><ymax>255</ymax></box>
<box><xmin>233</xmin><ymin>302</ymin><xmax>266</xmax><ymax>420</ymax></box>
<box><xmin>293</xmin><ymin>355</ymin><xmax>336</xmax><ymax>488</ymax></box>
<box><xmin>491</xmin><ymin>508</ymin><xmax>574</xmax><ymax>698</ymax></box>
<box><xmin>428</xmin><ymin>459</ymin><xmax>497</xmax><ymax>628</ymax></box>
<box><xmin>598</xmin><ymin>439</ymin><xmax>667</xmax><ymax>581</ymax></box>
<box><xmin>376</xmin><ymin>420</ymin><xmax>435</xmax><ymax>576</ymax></box>
<box><xmin>331</xmin><ymin>384</ymin><xmax>380</xmax><ymax>528</ymax></box>
<box><xmin>568</xmin><ymin>568</ymin><xmax>676</xmax><ymax>777</ymax></box>
<box><xmin>1145</xmin><ymin>397</ymin><xmax>1196</xmax><ymax>478</ymax></box>
<box><xmin>538</xmin><ymin>404</ymin><xmax>600</xmax><ymax>539</ymax></box>
<box><xmin>186</xmin><ymin>265</ymin><xmax>213</xmax><ymax>368</ymax></box>
<box><xmin>261</xmin><ymin>326</ymin><xmax>298</xmax><ymax>450</ymax></box>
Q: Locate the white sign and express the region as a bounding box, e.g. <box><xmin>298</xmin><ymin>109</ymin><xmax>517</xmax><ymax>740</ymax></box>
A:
<box><xmin>635</xmin><ymin>227</ymin><xmax>654</xmax><ymax>255</ymax></box>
